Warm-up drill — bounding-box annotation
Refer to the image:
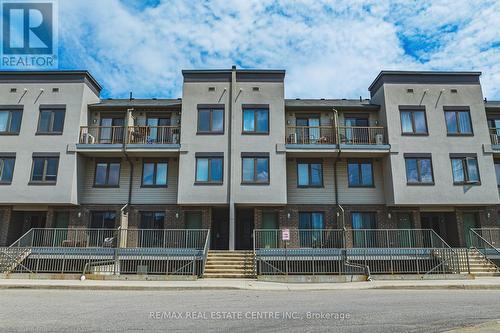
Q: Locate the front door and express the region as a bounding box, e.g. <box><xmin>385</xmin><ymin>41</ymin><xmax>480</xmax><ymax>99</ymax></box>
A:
<box><xmin>236</xmin><ymin>208</ymin><xmax>254</xmax><ymax>250</ymax></box>
<box><xmin>396</xmin><ymin>212</ymin><xmax>414</xmax><ymax>247</ymax></box>
<box><xmin>211</xmin><ymin>208</ymin><xmax>229</xmax><ymax>250</ymax></box>
<box><xmin>53</xmin><ymin>212</ymin><xmax>70</xmax><ymax>246</ymax></box>
<box><xmin>463</xmin><ymin>213</ymin><xmax>478</xmax><ymax>247</ymax></box>
<box><xmin>261</xmin><ymin>211</ymin><xmax>278</xmax><ymax>248</ymax></box>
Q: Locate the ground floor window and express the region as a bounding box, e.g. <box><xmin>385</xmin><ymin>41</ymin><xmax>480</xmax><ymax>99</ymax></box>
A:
<box><xmin>351</xmin><ymin>212</ymin><xmax>377</xmax><ymax>247</ymax></box>
<box><xmin>298</xmin><ymin>212</ymin><xmax>324</xmax><ymax>247</ymax></box>
<box><xmin>139</xmin><ymin>211</ymin><xmax>165</xmax><ymax>247</ymax></box>
<box><xmin>89</xmin><ymin>211</ymin><xmax>116</xmax><ymax>247</ymax></box>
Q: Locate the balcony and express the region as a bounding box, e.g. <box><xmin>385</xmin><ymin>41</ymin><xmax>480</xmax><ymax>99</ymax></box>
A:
<box><xmin>285</xmin><ymin>125</ymin><xmax>388</xmax><ymax>151</ymax></box>
<box><xmin>490</xmin><ymin>128</ymin><xmax>500</xmax><ymax>148</ymax></box>
<box><xmin>77</xmin><ymin>125</ymin><xmax>181</xmax><ymax>152</ymax></box>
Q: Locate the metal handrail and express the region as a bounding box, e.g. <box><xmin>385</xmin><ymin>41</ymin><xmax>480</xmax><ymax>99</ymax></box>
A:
<box><xmin>0</xmin><ymin>248</ymin><xmax>33</xmax><ymax>274</ymax></box>
<box><xmin>469</xmin><ymin>229</ymin><xmax>500</xmax><ymax>258</ymax></box>
<box><xmin>201</xmin><ymin>230</ymin><xmax>211</xmax><ymax>275</ymax></box>
<box><xmin>489</xmin><ymin>128</ymin><xmax>500</xmax><ymax>144</ymax></box>
<box><xmin>127</xmin><ymin>125</ymin><xmax>180</xmax><ymax>144</ymax></box>
<box><xmin>79</xmin><ymin>126</ymin><xmax>125</xmax><ymax>144</ymax></box>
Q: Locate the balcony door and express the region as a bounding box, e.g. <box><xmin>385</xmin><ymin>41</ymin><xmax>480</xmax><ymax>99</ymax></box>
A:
<box><xmin>344</xmin><ymin>117</ymin><xmax>368</xmax><ymax>143</ymax></box>
<box><xmin>99</xmin><ymin>118</ymin><xmax>124</xmax><ymax>143</ymax></box>
<box><xmin>147</xmin><ymin>117</ymin><xmax>171</xmax><ymax>143</ymax></box>
<box><xmin>488</xmin><ymin>118</ymin><xmax>500</xmax><ymax>143</ymax></box>
<box><xmin>296</xmin><ymin>117</ymin><xmax>320</xmax><ymax>144</ymax></box>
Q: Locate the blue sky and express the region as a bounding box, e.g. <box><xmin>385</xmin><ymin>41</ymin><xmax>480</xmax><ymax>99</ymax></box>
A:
<box><xmin>55</xmin><ymin>0</ymin><xmax>499</xmax><ymax>99</ymax></box>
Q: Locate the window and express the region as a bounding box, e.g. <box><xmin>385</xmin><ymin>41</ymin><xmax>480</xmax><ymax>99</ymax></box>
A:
<box><xmin>142</xmin><ymin>160</ymin><xmax>168</xmax><ymax>187</ymax></box>
<box><xmin>30</xmin><ymin>155</ymin><xmax>59</xmax><ymax>184</ymax></box>
<box><xmin>94</xmin><ymin>161</ymin><xmax>121</xmax><ymax>187</ymax></box>
<box><xmin>495</xmin><ymin>161</ymin><xmax>500</xmax><ymax>187</ymax></box>
<box><xmin>400</xmin><ymin>109</ymin><xmax>427</xmax><ymax>134</ymax></box>
<box><xmin>297</xmin><ymin>160</ymin><xmax>323</xmax><ymax>187</ymax></box>
<box><xmin>445</xmin><ymin>109</ymin><xmax>472</xmax><ymax>135</ymax></box>
<box><xmin>90</xmin><ymin>211</ymin><xmax>116</xmax><ymax>229</ymax></box>
<box><xmin>451</xmin><ymin>155</ymin><xmax>480</xmax><ymax>184</ymax></box>
<box><xmin>37</xmin><ymin>108</ymin><xmax>65</xmax><ymax>134</ymax></box>
<box><xmin>195</xmin><ymin>156</ymin><xmax>223</xmax><ymax>183</ymax></box>
<box><xmin>140</xmin><ymin>212</ymin><xmax>165</xmax><ymax>247</ymax></box>
<box><xmin>405</xmin><ymin>155</ymin><xmax>434</xmax><ymax>184</ymax></box>
<box><xmin>242</xmin><ymin>155</ymin><xmax>269</xmax><ymax>184</ymax></box>
<box><xmin>0</xmin><ymin>156</ymin><xmax>15</xmax><ymax>184</ymax></box>
<box><xmin>242</xmin><ymin>108</ymin><xmax>269</xmax><ymax>133</ymax></box>
<box><xmin>299</xmin><ymin>212</ymin><xmax>324</xmax><ymax>247</ymax></box>
<box><xmin>351</xmin><ymin>212</ymin><xmax>377</xmax><ymax>247</ymax></box>
<box><xmin>89</xmin><ymin>211</ymin><xmax>116</xmax><ymax>246</ymax></box>
<box><xmin>198</xmin><ymin>108</ymin><xmax>223</xmax><ymax>133</ymax></box>
<box><xmin>0</xmin><ymin>109</ymin><xmax>22</xmax><ymax>134</ymax></box>
<box><xmin>348</xmin><ymin>160</ymin><xmax>373</xmax><ymax>187</ymax></box>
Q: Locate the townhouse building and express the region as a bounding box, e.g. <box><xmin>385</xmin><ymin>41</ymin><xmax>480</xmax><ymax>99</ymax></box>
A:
<box><xmin>0</xmin><ymin>68</ymin><xmax>499</xmax><ymax>252</ymax></box>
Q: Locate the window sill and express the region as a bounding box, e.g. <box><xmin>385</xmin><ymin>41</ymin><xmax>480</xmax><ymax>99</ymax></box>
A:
<box><xmin>406</xmin><ymin>182</ymin><xmax>435</xmax><ymax>186</ymax></box>
<box><xmin>0</xmin><ymin>132</ymin><xmax>20</xmax><ymax>136</ymax></box>
<box><xmin>93</xmin><ymin>185</ymin><xmax>120</xmax><ymax>188</ymax></box>
<box><xmin>241</xmin><ymin>182</ymin><xmax>270</xmax><ymax>186</ymax></box>
<box><xmin>453</xmin><ymin>182</ymin><xmax>481</xmax><ymax>186</ymax></box>
<box><xmin>196</xmin><ymin>131</ymin><xmax>224</xmax><ymax>135</ymax></box>
<box><xmin>35</xmin><ymin>132</ymin><xmax>63</xmax><ymax>136</ymax></box>
<box><xmin>241</xmin><ymin>132</ymin><xmax>270</xmax><ymax>135</ymax></box>
<box><xmin>194</xmin><ymin>182</ymin><xmax>223</xmax><ymax>186</ymax></box>
<box><xmin>28</xmin><ymin>181</ymin><xmax>57</xmax><ymax>186</ymax></box>
<box><xmin>0</xmin><ymin>181</ymin><xmax>12</xmax><ymax>185</ymax></box>
<box><xmin>446</xmin><ymin>133</ymin><xmax>474</xmax><ymax>137</ymax></box>
<box><xmin>348</xmin><ymin>185</ymin><xmax>375</xmax><ymax>188</ymax></box>
<box><xmin>141</xmin><ymin>185</ymin><xmax>168</xmax><ymax>188</ymax></box>
<box><xmin>401</xmin><ymin>132</ymin><xmax>429</xmax><ymax>136</ymax></box>
<box><xmin>297</xmin><ymin>185</ymin><xmax>324</xmax><ymax>188</ymax></box>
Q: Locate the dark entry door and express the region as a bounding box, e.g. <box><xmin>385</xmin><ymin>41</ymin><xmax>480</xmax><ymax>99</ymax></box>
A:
<box><xmin>236</xmin><ymin>208</ymin><xmax>254</xmax><ymax>250</ymax></box>
<box><xmin>463</xmin><ymin>213</ymin><xmax>478</xmax><ymax>247</ymax></box>
<box><xmin>7</xmin><ymin>211</ymin><xmax>47</xmax><ymax>246</ymax></box>
<box><xmin>421</xmin><ymin>213</ymin><xmax>443</xmax><ymax>247</ymax></box>
<box><xmin>211</xmin><ymin>208</ymin><xmax>229</xmax><ymax>250</ymax></box>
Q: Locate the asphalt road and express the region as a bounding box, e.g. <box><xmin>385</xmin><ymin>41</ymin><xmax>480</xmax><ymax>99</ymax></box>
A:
<box><xmin>1</xmin><ymin>289</ymin><xmax>499</xmax><ymax>333</ymax></box>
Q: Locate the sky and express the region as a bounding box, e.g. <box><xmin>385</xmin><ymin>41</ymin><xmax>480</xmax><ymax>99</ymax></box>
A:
<box><xmin>57</xmin><ymin>0</ymin><xmax>500</xmax><ymax>99</ymax></box>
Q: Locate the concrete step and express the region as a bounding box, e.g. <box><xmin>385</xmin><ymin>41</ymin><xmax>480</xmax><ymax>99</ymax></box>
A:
<box><xmin>204</xmin><ymin>268</ymin><xmax>254</xmax><ymax>273</ymax></box>
<box><xmin>203</xmin><ymin>273</ymin><xmax>255</xmax><ymax>278</ymax></box>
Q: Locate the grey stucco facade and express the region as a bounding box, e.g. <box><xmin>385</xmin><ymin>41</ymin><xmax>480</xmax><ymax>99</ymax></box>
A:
<box><xmin>0</xmin><ymin>69</ymin><xmax>499</xmax><ymax>249</ymax></box>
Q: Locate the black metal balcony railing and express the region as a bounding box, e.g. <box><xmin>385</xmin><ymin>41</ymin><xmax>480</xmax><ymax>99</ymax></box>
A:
<box><xmin>286</xmin><ymin>125</ymin><xmax>387</xmax><ymax>145</ymax></box>
<box><xmin>79</xmin><ymin>126</ymin><xmax>181</xmax><ymax>145</ymax></box>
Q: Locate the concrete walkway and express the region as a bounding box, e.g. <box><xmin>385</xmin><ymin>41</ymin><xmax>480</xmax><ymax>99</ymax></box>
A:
<box><xmin>442</xmin><ymin>320</ymin><xmax>500</xmax><ymax>333</ymax></box>
<box><xmin>1</xmin><ymin>277</ymin><xmax>500</xmax><ymax>291</ymax></box>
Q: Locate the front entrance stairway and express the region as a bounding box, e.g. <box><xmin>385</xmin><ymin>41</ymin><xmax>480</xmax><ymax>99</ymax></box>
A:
<box><xmin>204</xmin><ymin>250</ymin><xmax>255</xmax><ymax>278</ymax></box>
<box><xmin>458</xmin><ymin>248</ymin><xmax>500</xmax><ymax>275</ymax></box>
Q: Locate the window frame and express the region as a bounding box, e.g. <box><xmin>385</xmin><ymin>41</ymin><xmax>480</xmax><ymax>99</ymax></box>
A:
<box><xmin>0</xmin><ymin>154</ymin><xmax>15</xmax><ymax>185</ymax></box>
<box><xmin>195</xmin><ymin>155</ymin><xmax>224</xmax><ymax>185</ymax></box>
<box><xmin>36</xmin><ymin>107</ymin><xmax>66</xmax><ymax>135</ymax></box>
<box><xmin>404</xmin><ymin>154</ymin><xmax>435</xmax><ymax>185</ymax></box>
<box><xmin>242</xmin><ymin>106</ymin><xmax>270</xmax><ymax>135</ymax></box>
<box><xmin>197</xmin><ymin>106</ymin><xmax>224</xmax><ymax>134</ymax></box>
<box><xmin>347</xmin><ymin>159</ymin><xmax>374</xmax><ymax>188</ymax></box>
<box><xmin>495</xmin><ymin>160</ymin><xmax>500</xmax><ymax>188</ymax></box>
<box><xmin>29</xmin><ymin>154</ymin><xmax>59</xmax><ymax>185</ymax></box>
<box><xmin>0</xmin><ymin>109</ymin><xmax>23</xmax><ymax>135</ymax></box>
<box><xmin>241</xmin><ymin>154</ymin><xmax>270</xmax><ymax>185</ymax></box>
<box><xmin>450</xmin><ymin>154</ymin><xmax>481</xmax><ymax>185</ymax></box>
<box><xmin>444</xmin><ymin>108</ymin><xmax>474</xmax><ymax>136</ymax></box>
<box><xmin>399</xmin><ymin>108</ymin><xmax>428</xmax><ymax>135</ymax></box>
<box><xmin>93</xmin><ymin>159</ymin><xmax>121</xmax><ymax>188</ymax></box>
<box><xmin>141</xmin><ymin>159</ymin><xmax>168</xmax><ymax>188</ymax></box>
<box><xmin>296</xmin><ymin>159</ymin><xmax>323</xmax><ymax>188</ymax></box>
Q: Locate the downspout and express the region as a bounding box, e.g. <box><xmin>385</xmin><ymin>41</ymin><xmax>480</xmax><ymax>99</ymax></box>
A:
<box><xmin>228</xmin><ymin>66</ymin><xmax>236</xmax><ymax>250</ymax></box>
<box><xmin>123</xmin><ymin>108</ymin><xmax>134</xmax><ymax>213</ymax></box>
<box><xmin>332</xmin><ymin>108</ymin><xmax>345</xmax><ymax>241</ymax></box>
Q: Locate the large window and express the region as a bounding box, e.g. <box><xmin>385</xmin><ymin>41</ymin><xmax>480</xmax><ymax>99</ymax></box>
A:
<box><xmin>297</xmin><ymin>160</ymin><xmax>323</xmax><ymax>187</ymax></box>
<box><xmin>243</xmin><ymin>108</ymin><xmax>269</xmax><ymax>134</ymax></box>
<box><xmin>495</xmin><ymin>160</ymin><xmax>500</xmax><ymax>187</ymax></box>
<box><xmin>242</xmin><ymin>154</ymin><xmax>269</xmax><ymax>184</ymax></box>
<box><xmin>348</xmin><ymin>160</ymin><xmax>373</xmax><ymax>187</ymax></box>
<box><xmin>299</xmin><ymin>212</ymin><xmax>324</xmax><ymax>247</ymax></box>
<box><xmin>94</xmin><ymin>161</ymin><xmax>121</xmax><ymax>187</ymax></box>
<box><xmin>30</xmin><ymin>155</ymin><xmax>59</xmax><ymax>184</ymax></box>
<box><xmin>142</xmin><ymin>160</ymin><xmax>168</xmax><ymax>187</ymax></box>
<box><xmin>451</xmin><ymin>155</ymin><xmax>480</xmax><ymax>184</ymax></box>
<box><xmin>197</xmin><ymin>108</ymin><xmax>223</xmax><ymax>133</ymax></box>
<box><xmin>400</xmin><ymin>108</ymin><xmax>427</xmax><ymax>134</ymax></box>
<box><xmin>0</xmin><ymin>155</ymin><xmax>15</xmax><ymax>184</ymax></box>
<box><xmin>445</xmin><ymin>109</ymin><xmax>473</xmax><ymax>135</ymax></box>
<box><xmin>405</xmin><ymin>155</ymin><xmax>434</xmax><ymax>184</ymax></box>
<box><xmin>0</xmin><ymin>109</ymin><xmax>22</xmax><ymax>134</ymax></box>
<box><xmin>37</xmin><ymin>108</ymin><xmax>65</xmax><ymax>134</ymax></box>
<box><xmin>195</xmin><ymin>155</ymin><xmax>223</xmax><ymax>184</ymax></box>
<box><xmin>89</xmin><ymin>211</ymin><xmax>116</xmax><ymax>246</ymax></box>
<box><xmin>351</xmin><ymin>212</ymin><xmax>377</xmax><ymax>247</ymax></box>
<box><xmin>139</xmin><ymin>212</ymin><xmax>166</xmax><ymax>247</ymax></box>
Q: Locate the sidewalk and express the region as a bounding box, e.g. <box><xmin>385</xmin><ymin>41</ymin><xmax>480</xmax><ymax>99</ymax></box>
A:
<box><xmin>442</xmin><ymin>320</ymin><xmax>500</xmax><ymax>333</ymax></box>
<box><xmin>1</xmin><ymin>277</ymin><xmax>500</xmax><ymax>291</ymax></box>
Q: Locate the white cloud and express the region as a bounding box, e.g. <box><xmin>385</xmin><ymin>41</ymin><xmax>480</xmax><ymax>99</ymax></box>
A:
<box><xmin>58</xmin><ymin>0</ymin><xmax>500</xmax><ymax>99</ymax></box>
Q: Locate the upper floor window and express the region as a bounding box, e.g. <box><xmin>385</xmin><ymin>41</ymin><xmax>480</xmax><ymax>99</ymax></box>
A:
<box><xmin>30</xmin><ymin>154</ymin><xmax>59</xmax><ymax>184</ymax></box>
<box><xmin>405</xmin><ymin>154</ymin><xmax>434</xmax><ymax>185</ymax></box>
<box><xmin>197</xmin><ymin>107</ymin><xmax>223</xmax><ymax>134</ymax></box>
<box><xmin>0</xmin><ymin>155</ymin><xmax>15</xmax><ymax>184</ymax></box>
<box><xmin>242</xmin><ymin>153</ymin><xmax>269</xmax><ymax>184</ymax></box>
<box><xmin>37</xmin><ymin>107</ymin><xmax>65</xmax><ymax>134</ymax></box>
<box><xmin>142</xmin><ymin>160</ymin><xmax>168</xmax><ymax>187</ymax></box>
<box><xmin>297</xmin><ymin>160</ymin><xmax>323</xmax><ymax>187</ymax></box>
<box><xmin>450</xmin><ymin>154</ymin><xmax>480</xmax><ymax>185</ymax></box>
<box><xmin>0</xmin><ymin>109</ymin><xmax>22</xmax><ymax>134</ymax></box>
<box><xmin>495</xmin><ymin>160</ymin><xmax>500</xmax><ymax>187</ymax></box>
<box><xmin>195</xmin><ymin>154</ymin><xmax>223</xmax><ymax>184</ymax></box>
<box><xmin>243</xmin><ymin>107</ymin><xmax>269</xmax><ymax>134</ymax></box>
<box><xmin>444</xmin><ymin>108</ymin><xmax>472</xmax><ymax>135</ymax></box>
<box><xmin>348</xmin><ymin>160</ymin><xmax>373</xmax><ymax>187</ymax></box>
<box><xmin>94</xmin><ymin>160</ymin><xmax>121</xmax><ymax>187</ymax></box>
<box><xmin>400</xmin><ymin>107</ymin><xmax>427</xmax><ymax>135</ymax></box>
